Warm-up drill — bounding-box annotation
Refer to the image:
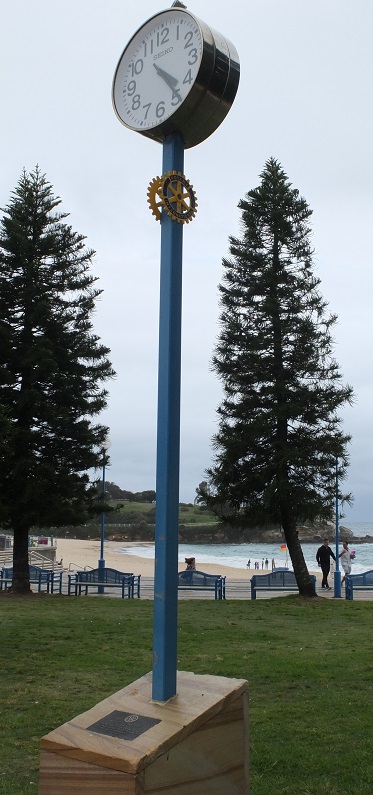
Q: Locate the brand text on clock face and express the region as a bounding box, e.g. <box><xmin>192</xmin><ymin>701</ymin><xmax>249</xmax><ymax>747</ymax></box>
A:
<box><xmin>153</xmin><ymin>47</ymin><xmax>173</xmax><ymax>61</ymax></box>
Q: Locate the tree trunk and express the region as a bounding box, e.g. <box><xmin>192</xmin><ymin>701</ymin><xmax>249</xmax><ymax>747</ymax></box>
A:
<box><xmin>281</xmin><ymin>510</ymin><xmax>316</xmax><ymax>597</ymax></box>
<box><xmin>12</xmin><ymin>524</ymin><xmax>31</xmax><ymax>593</ymax></box>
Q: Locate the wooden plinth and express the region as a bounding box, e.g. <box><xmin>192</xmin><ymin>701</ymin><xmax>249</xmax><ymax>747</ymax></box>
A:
<box><xmin>39</xmin><ymin>670</ymin><xmax>249</xmax><ymax>794</ymax></box>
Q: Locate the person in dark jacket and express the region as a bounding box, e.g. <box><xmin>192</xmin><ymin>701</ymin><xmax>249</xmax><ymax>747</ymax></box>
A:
<box><xmin>316</xmin><ymin>538</ymin><xmax>336</xmax><ymax>590</ymax></box>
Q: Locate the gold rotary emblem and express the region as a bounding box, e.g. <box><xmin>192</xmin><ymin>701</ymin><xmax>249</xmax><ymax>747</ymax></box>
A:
<box><xmin>147</xmin><ymin>171</ymin><xmax>197</xmax><ymax>224</ymax></box>
<box><xmin>147</xmin><ymin>176</ymin><xmax>164</xmax><ymax>222</ymax></box>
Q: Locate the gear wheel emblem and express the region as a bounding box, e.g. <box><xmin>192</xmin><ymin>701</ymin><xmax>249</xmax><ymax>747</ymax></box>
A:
<box><xmin>147</xmin><ymin>171</ymin><xmax>197</xmax><ymax>224</ymax></box>
<box><xmin>147</xmin><ymin>176</ymin><xmax>164</xmax><ymax>222</ymax></box>
<box><xmin>162</xmin><ymin>171</ymin><xmax>197</xmax><ymax>223</ymax></box>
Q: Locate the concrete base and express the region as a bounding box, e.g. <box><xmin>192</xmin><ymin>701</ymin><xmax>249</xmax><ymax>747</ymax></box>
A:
<box><xmin>39</xmin><ymin>670</ymin><xmax>249</xmax><ymax>794</ymax></box>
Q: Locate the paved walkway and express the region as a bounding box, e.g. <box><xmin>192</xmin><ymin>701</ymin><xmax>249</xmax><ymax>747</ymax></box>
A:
<box><xmin>134</xmin><ymin>577</ymin><xmax>373</xmax><ymax>601</ymax></box>
<box><xmin>18</xmin><ymin>575</ymin><xmax>373</xmax><ymax>601</ymax></box>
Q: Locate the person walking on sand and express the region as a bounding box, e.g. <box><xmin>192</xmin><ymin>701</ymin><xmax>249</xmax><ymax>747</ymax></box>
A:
<box><xmin>339</xmin><ymin>541</ymin><xmax>352</xmax><ymax>585</ymax></box>
<box><xmin>316</xmin><ymin>538</ymin><xmax>336</xmax><ymax>590</ymax></box>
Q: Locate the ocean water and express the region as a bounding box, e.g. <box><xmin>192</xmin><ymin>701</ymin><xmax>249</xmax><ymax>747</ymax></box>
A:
<box><xmin>120</xmin><ymin>522</ymin><xmax>373</xmax><ymax>575</ymax></box>
<box><xmin>346</xmin><ymin>521</ymin><xmax>373</xmax><ymax>538</ymax></box>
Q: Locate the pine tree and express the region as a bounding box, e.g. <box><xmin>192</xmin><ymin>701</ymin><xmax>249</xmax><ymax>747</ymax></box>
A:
<box><xmin>205</xmin><ymin>158</ymin><xmax>353</xmax><ymax>596</ymax></box>
<box><xmin>0</xmin><ymin>168</ymin><xmax>115</xmax><ymax>592</ymax></box>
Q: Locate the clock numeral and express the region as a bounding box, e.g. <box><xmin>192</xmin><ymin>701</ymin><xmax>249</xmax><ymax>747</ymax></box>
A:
<box><xmin>187</xmin><ymin>48</ymin><xmax>198</xmax><ymax>66</ymax></box>
<box><xmin>159</xmin><ymin>27</ymin><xmax>170</xmax><ymax>47</ymax></box>
<box><xmin>156</xmin><ymin>100</ymin><xmax>166</xmax><ymax>119</ymax></box>
<box><xmin>143</xmin><ymin>40</ymin><xmax>154</xmax><ymax>57</ymax></box>
<box><xmin>127</xmin><ymin>80</ymin><xmax>136</xmax><ymax>97</ymax></box>
<box><xmin>143</xmin><ymin>103</ymin><xmax>152</xmax><ymax>120</ymax></box>
<box><xmin>131</xmin><ymin>59</ymin><xmax>143</xmax><ymax>77</ymax></box>
<box><xmin>183</xmin><ymin>70</ymin><xmax>193</xmax><ymax>86</ymax></box>
<box><xmin>132</xmin><ymin>94</ymin><xmax>141</xmax><ymax>111</ymax></box>
<box><xmin>183</xmin><ymin>31</ymin><xmax>194</xmax><ymax>49</ymax></box>
<box><xmin>171</xmin><ymin>91</ymin><xmax>182</xmax><ymax>107</ymax></box>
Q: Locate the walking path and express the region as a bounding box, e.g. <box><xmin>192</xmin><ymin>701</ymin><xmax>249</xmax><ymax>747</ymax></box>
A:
<box><xmin>138</xmin><ymin>577</ymin><xmax>373</xmax><ymax>600</ymax></box>
<box><xmin>31</xmin><ymin>574</ymin><xmax>373</xmax><ymax>601</ymax></box>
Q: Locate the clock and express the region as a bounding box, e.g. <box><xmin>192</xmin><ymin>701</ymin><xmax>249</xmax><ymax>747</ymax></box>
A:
<box><xmin>112</xmin><ymin>6</ymin><xmax>240</xmax><ymax>149</ymax></box>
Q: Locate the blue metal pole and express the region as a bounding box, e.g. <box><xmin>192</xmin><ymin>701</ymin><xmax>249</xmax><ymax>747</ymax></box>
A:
<box><xmin>152</xmin><ymin>132</ymin><xmax>184</xmax><ymax>702</ymax></box>
<box><xmin>98</xmin><ymin>453</ymin><xmax>106</xmax><ymax>594</ymax></box>
<box><xmin>334</xmin><ymin>458</ymin><xmax>341</xmax><ymax>597</ymax></box>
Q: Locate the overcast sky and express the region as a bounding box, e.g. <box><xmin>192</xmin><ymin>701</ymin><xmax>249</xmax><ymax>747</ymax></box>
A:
<box><xmin>1</xmin><ymin>1</ymin><xmax>372</xmax><ymax>522</ymax></box>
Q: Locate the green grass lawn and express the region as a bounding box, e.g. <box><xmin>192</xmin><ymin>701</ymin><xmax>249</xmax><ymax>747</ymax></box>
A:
<box><xmin>111</xmin><ymin>499</ymin><xmax>218</xmax><ymax>524</ymax></box>
<box><xmin>57</xmin><ymin>500</ymin><xmax>220</xmax><ymax>539</ymax></box>
<box><xmin>0</xmin><ymin>594</ymin><xmax>372</xmax><ymax>794</ymax></box>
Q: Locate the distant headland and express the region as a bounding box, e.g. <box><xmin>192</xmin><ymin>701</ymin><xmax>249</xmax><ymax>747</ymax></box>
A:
<box><xmin>177</xmin><ymin>523</ymin><xmax>373</xmax><ymax>545</ymax></box>
<box><xmin>46</xmin><ymin>488</ymin><xmax>372</xmax><ymax>544</ymax></box>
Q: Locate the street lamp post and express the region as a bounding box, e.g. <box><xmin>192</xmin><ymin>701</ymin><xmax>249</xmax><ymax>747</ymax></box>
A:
<box><xmin>98</xmin><ymin>437</ymin><xmax>111</xmax><ymax>594</ymax></box>
<box><xmin>334</xmin><ymin>458</ymin><xmax>342</xmax><ymax>598</ymax></box>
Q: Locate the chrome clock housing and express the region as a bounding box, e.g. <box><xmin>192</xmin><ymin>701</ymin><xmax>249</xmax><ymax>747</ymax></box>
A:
<box><xmin>112</xmin><ymin>8</ymin><xmax>240</xmax><ymax>149</ymax></box>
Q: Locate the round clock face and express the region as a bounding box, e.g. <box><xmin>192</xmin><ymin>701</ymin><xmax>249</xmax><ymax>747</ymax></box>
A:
<box><xmin>113</xmin><ymin>10</ymin><xmax>203</xmax><ymax>134</ymax></box>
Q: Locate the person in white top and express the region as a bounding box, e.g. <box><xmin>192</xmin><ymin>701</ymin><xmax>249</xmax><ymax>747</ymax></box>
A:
<box><xmin>339</xmin><ymin>541</ymin><xmax>352</xmax><ymax>585</ymax></box>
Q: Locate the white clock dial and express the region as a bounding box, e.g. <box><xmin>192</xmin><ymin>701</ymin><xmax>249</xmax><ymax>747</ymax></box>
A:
<box><xmin>113</xmin><ymin>10</ymin><xmax>203</xmax><ymax>133</ymax></box>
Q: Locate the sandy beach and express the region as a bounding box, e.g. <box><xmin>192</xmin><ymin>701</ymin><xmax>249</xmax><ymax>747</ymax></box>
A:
<box><xmin>55</xmin><ymin>538</ymin><xmax>254</xmax><ymax>580</ymax></box>
<box><xmin>55</xmin><ymin>538</ymin><xmax>328</xmax><ymax>587</ymax></box>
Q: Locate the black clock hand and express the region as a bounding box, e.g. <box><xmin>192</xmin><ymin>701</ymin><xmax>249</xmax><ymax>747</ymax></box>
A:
<box><xmin>153</xmin><ymin>63</ymin><xmax>180</xmax><ymax>96</ymax></box>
